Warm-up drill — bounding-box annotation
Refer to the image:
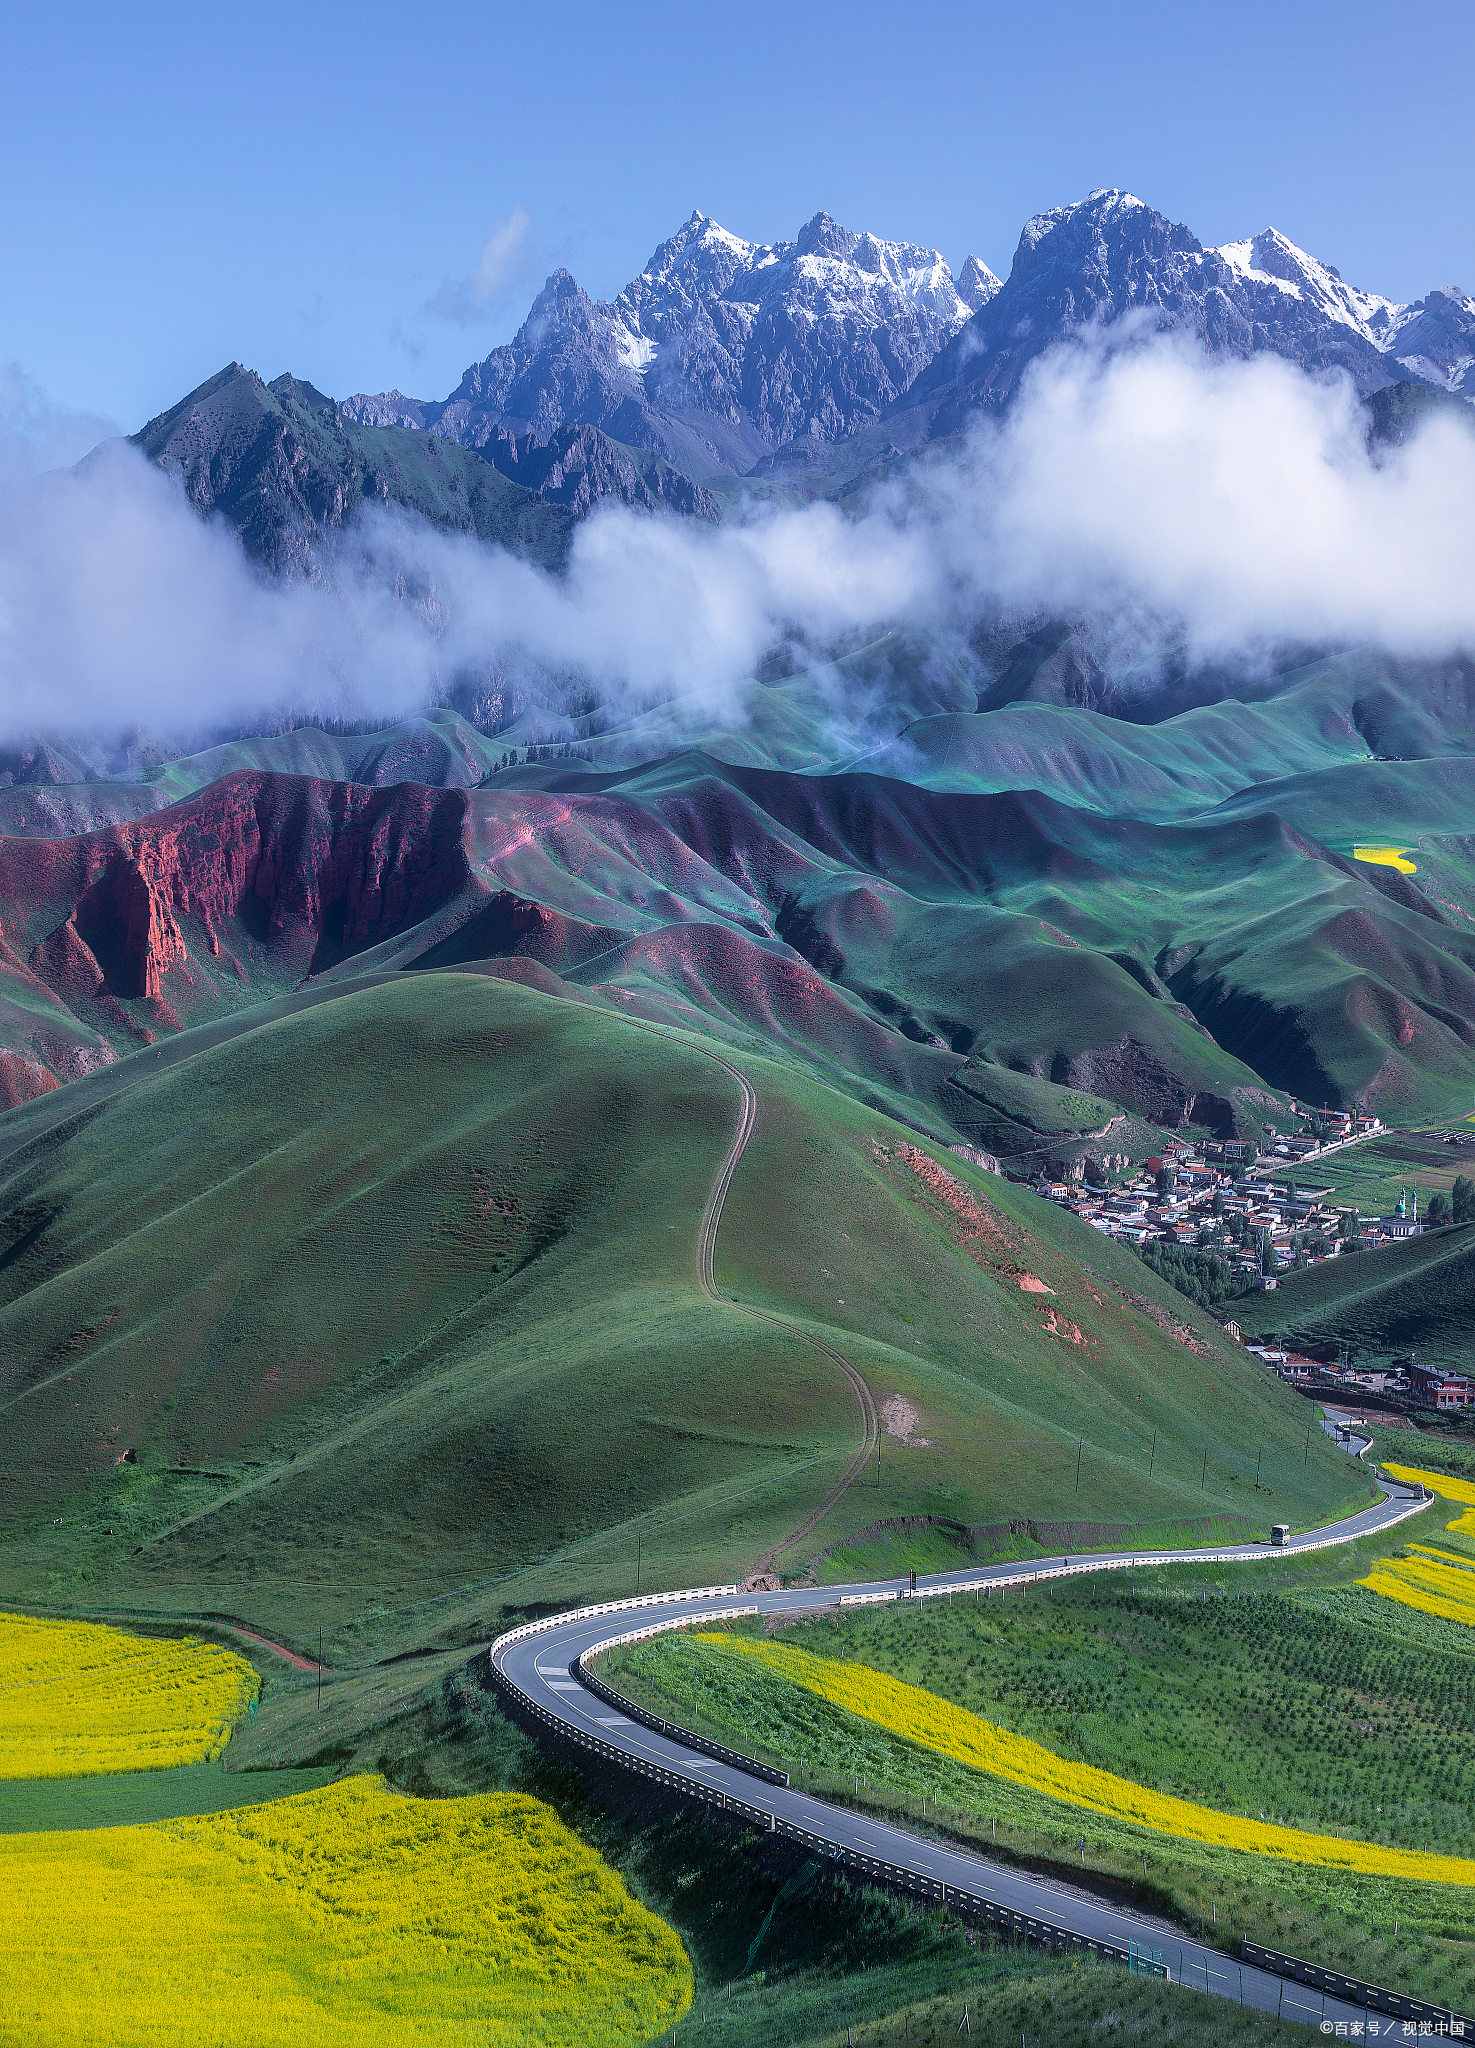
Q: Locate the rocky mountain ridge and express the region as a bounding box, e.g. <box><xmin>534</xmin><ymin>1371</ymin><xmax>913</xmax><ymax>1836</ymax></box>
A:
<box><xmin>342</xmin><ymin>209</ymin><xmax>996</xmax><ymax>477</ymax></box>
<box><xmin>343</xmin><ymin>190</ymin><xmax>1472</xmax><ymax>507</ymax></box>
<box><xmin>893</xmin><ymin>190</ymin><xmax>1475</xmax><ymax>444</ymax></box>
<box><xmin>127</xmin><ymin>192</ymin><xmax>1474</xmax><ymax>556</ymax></box>
<box><xmin>131</xmin><ymin>365</ymin><xmax>573</xmax><ymax>575</ymax></box>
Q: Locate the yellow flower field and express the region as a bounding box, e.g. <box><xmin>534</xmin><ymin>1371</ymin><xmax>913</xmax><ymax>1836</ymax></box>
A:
<box><xmin>0</xmin><ymin>1775</ymin><xmax>691</xmax><ymax>2047</ymax></box>
<box><xmin>1360</xmin><ymin>1551</ymin><xmax>1475</xmax><ymax>1628</ymax></box>
<box><xmin>1382</xmin><ymin>1463</ymin><xmax>1475</xmax><ymax>1538</ymax></box>
<box><xmin>695</xmin><ymin>1633</ymin><xmax>1475</xmax><ymax>1887</ymax></box>
<box><xmin>0</xmin><ymin>1612</ymin><xmax>257</xmax><ymax>1779</ymax></box>
<box><xmin>1360</xmin><ymin>1469</ymin><xmax>1475</xmax><ymax>1626</ymax></box>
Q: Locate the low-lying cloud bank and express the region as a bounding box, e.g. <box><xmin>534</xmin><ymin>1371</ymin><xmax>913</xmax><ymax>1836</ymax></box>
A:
<box><xmin>1</xmin><ymin>330</ymin><xmax>1472</xmax><ymax>745</ymax></box>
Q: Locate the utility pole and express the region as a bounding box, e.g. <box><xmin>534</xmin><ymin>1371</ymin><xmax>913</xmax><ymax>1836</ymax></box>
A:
<box><xmin>1255</xmin><ymin>1446</ymin><xmax>1263</xmax><ymax>1489</ymax></box>
<box><xmin>317</xmin><ymin>1628</ymin><xmax>323</xmax><ymax>1713</ymax></box>
<box><xmin>1201</xmin><ymin>1445</ymin><xmax>1207</xmax><ymax>1489</ymax></box>
<box><xmin>1305</xmin><ymin>1415</ymin><xmax>1313</xmax><ymax>1466</ymax></box>
<box><xmin>637</xmin><ymin>1536</ymin><xmax>642</xmax><ymax>1596</ymax></box>
<box><xmin>1075</xmin><ymin>1439</ymin><xmax>1082</xmax><ymax>1493</ymax></box>
<box><xmin>1149</xmin><ymin>1430</ymin><xmax>1156</xmax><ymax>1479</ymax></box>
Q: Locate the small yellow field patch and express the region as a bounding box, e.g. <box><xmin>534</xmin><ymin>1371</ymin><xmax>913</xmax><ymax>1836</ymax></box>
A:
<box><xmin>0</xmin><ymin>1775</ymin><xmax>691</xmax><ymax>2047</ymax></box>
<box><xmin>0</xmin><ymin>1611</ymin><xmax>256</xmax><ymax>1779</ymax></box>
<box><xmin>1382</xmin><ymin>1464</ymin><xmax>1475</xmax><ymax>1538</ymax></box>
<box><xmin>694</xmin><ymin>1632</ymin><xmax>1475</xmax><ymax>1886</ymax></box>
<box><xmin>1360</xmin><ymin>1555</ymin><xmax>1475</xmax><ymax>1629</ymax></box>
<box><xmin>1359</xmin><ymin>1467</ymin><xmax>1475</xmax><ymax>1627</ymax></box>
<box><xmin>1353</xmin><ymin>846</ymin><xmax>1418</xmax><ymax>874</ymax></box>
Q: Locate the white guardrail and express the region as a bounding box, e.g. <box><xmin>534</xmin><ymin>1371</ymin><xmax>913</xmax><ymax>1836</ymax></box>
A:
<box><xmin>486</xmin><ymin>1613</ymin><xmax>1172</xmax><ymax>1980</ymax></box>
<box><xmin>484</xmin><ymin>1487</ymin><xmax>1439</xmax><ymax>2021</ymax></box>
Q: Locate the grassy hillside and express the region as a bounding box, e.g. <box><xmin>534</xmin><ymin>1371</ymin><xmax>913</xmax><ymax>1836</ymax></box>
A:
<box><xmin>132</xmin><ymin>364</ymin><xmax>573</xmax><ymax>573</ymax></box>
<box><xmin>0</xmin><ymin>971</ymin><xmax>1366</xmax><ymax>1661</ymax></box>
<box><xmin>1234</xmin><ymin>1222</ymin><xmax>1475</xmax><ymax>1366</ymax></box>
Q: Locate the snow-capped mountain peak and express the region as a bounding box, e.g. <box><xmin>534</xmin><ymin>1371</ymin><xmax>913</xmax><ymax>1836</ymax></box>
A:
<box><xmin>340</xmin><ymin>189</ymin><xmax>1472</xmax><ymax>507</ymax></box>
<box><xmin>1208</xmin><ymin>226</ymin><xmax>1475</xmax><ymax>392</ymax></box>
<box><xmin>1210</xmin><ymin>226</ymin><xmax>1401</xmax><ymax>343</ymax></box>
<box><xmin>956</xmin><ymin>254</ymin><xmax>1003</xmax><ymax>313</ymax></box>
<box><xmin>354</xmin><ymin>207</ymin><xmax>986</xmax><ymax>472</ymax></box>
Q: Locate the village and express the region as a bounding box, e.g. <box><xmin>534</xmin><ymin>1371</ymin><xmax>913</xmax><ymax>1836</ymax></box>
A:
<box><xmin>1035</xmin><ymin>1101</ymin><xmax>1475</xmax><ymax>1409</ymax></box>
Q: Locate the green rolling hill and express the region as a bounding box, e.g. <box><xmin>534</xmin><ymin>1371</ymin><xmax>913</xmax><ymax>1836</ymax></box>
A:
<box><xmin>0</xmin><ymin>971</ymin><xmax>1370</xmax><ymax>1664</ymax></box>
<box><xmin>1234</xmin><ymin>1221</ymin><xmax>1475</xmax><ymax>1366</ymax></box>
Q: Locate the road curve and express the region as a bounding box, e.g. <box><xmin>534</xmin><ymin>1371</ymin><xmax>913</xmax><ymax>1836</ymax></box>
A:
<box><xmin>490</xmin><ymin>1046</ymin><xmax>1455</xmax><ymax>2031</ymax></box>
<box><xmin>493</xmin><ymin>1473</ymin><xmax>1437</xmax><ymax>2035</ymax></box>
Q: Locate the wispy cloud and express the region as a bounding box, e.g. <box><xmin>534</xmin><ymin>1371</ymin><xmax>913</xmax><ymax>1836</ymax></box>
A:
<box><xmin>2</xmin><ymin>330</ymin><xmax>1473</xmax><ymax>747</ymax></box>
<box><xmin>428</xmin><ymin>206</ymin><xmax>537</xmax><ymax>326</ymax></box>
<box><xmin>0</xmin><ymin>364</ymin><xmax>116</xmax><ymax>483</ymax></box>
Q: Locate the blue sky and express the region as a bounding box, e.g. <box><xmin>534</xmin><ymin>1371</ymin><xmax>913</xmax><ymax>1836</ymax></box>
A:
<box><xmin>4</xmin><ymin>0</ymin><xmax>1472</xmax><ymax>436</ymax></box>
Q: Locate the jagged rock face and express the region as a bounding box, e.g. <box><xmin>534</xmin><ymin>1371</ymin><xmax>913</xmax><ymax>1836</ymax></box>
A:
<box><xmin>901</xmin><ymin>190</ymin><xmax>1475</xmax><ymax>431</ymax></box>
<box><xmin>342</xmin><ymin>195</ymin><xmax>1468</xmax><ymax>498</ymax></box>
<box><xmin>343</xmin><ymin>210</ymin><xmax>995</xmax><ymax>476</ymax></box>
<box><xmin>475</xmin><ymin>420</ymin><xmax>721</xmax><ymax>519</ymax></box>
<box><xmin>955</xmin><ymin>254</ymin><xmax>1002</xmax><ymax>314</ymax></box>
<box><xmin>131</xmin><ymin>366</ymin><xmax>572</xmax><ymax>575</ymax></box>
<box><xmin>3</xmin><ymin>774</ymin><xmax>474</xmax><ymax>1027</ymax></box>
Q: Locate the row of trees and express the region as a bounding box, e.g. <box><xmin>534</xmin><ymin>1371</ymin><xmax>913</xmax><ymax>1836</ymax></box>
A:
<box><xmin>486</xmin><ymin>742</ymin><xmax>596</xmax><ymax>774</ymax></box>
<box><xmin>1137</xmin><ymin>1242</ymin><xmax>1247</xmax><ymax>1310</ymax></box>
<box><xmin>1428</xmin><ymin>1174</ymin><xmax>1475</xmax><ymax>1227</ymax></box>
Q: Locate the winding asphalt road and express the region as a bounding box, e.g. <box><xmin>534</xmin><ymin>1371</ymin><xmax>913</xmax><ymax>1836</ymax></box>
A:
<box><xmin>493</xmin><ymin>1047</ymin><xmax>1447</xmax><ymax>2033</ymax></box>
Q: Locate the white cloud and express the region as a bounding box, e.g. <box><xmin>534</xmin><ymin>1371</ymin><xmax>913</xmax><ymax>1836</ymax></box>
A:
<box><xmin>0</xmin><ymin>364</ymin><xmax>116</xmax><ymax>483</ymax></box>
<box><xmin>1</xmin><ymin>330</ymin><xmax>1472</xmax><ymax>749</ymax></box>
<box><xmin>951</xmin><ymin>329</ymin><xmax>1475</xmax><ymax>660</ymax></box>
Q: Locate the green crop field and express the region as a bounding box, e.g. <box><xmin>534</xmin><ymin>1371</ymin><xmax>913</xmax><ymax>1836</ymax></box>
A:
<box><xmin>0</xmin><ymin>1761</ymin><xmax>333</xmax><ymax>1833</ymax></box>
<box><xmin>1306</xmin><ymin>1131</ymin><xmax>1475</xmax><ymax>1218</ymax></box>
<box><xmin>599</xmin><ymin>1531</ymin><xmax>1475</xmax><ymax>2017</ymax></box>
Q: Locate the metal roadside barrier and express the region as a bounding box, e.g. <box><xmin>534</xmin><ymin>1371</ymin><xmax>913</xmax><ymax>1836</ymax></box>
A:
<box><xmin>574</xmin><ymin>1611</ymin><xmax>791</xmax><ymax>1787</ymax></box>
<box><xmin>840</xmin><ymin>1494</ymin><xmax>1429</xmax><ymax>1611</ymax></box>
<box><xmin>488</xmin><ymin>1638</ymin><xmax>1173</xmax><ymax>1982</ymax></box>
<box><xmin>488</xmin><ymin>1650</ymin><xmax>778</xmax><ymax>1830</ymax></box>
<box><xmin>487</xmin><ymin>1584</ymin><xmax>739</xmax><ymax>1666</ymax></box>
<box><xmin>1241</xmin><ymin>1941</ymin><xmax>1470</xmax><ymax>2034</ymax></box>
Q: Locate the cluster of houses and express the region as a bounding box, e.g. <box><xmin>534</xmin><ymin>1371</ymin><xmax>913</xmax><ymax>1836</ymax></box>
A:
<box><xmin>1032</xmin><ymin>1101</ymin><xmax>1475</xmax><ymax>1409</ymax></box>
<box><xmin>1035</xmin><ymin>1102</ymin><xmax>1398</xmax><ymax>1281</ymax></box>
<box><xmin>1244</xmin><ymin>1347</ymin><xmax>1473</xmax><ymax>1409</ymax></box>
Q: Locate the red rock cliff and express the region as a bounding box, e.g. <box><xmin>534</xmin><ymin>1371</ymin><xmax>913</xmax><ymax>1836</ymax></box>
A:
<box><xmin>1</xmin><ymin>773</ymin><xmax>474</xmax><ymax>1004</ymax></box>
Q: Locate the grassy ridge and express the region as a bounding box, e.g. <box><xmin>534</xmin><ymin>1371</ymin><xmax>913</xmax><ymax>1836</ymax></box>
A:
<box><xmin>0</xmin><ymin>972</ymin><xmax>1367</xmax><ymax>1663</ymax></box>
<box><xmin>1234</xmin><ymin>1221</ymin><xmax>1475</xmax><ymax>1363</ymax></box>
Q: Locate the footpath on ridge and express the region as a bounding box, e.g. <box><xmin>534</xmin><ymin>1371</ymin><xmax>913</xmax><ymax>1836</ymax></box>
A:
<box><xmin>492</xmin><ymin>1043</ymin><xmax>1456</xmax><ymax>2036</ymax></box>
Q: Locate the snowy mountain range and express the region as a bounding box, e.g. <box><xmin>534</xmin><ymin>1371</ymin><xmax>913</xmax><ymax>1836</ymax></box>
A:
<box><xmin>344</xmin><ymin>190</ymin><xmax>1472</xmax><ymax>500</ymax></box>
<box><xmin>342</xmin><ymin>209</ymin><xmax>1000</xmax><ymax>476</ymax></box>
<box><xmin>893</xmin><ymin>189</ymin><xmax>1475</xmax><ymax>450</ymax></box>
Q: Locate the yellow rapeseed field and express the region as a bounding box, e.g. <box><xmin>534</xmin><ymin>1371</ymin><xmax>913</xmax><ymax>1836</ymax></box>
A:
<box><xmin>0</xmin><ymin>1774</ymin><xmax>691</xmax><ymax>2046</ymax></box>
<box><xmin>0</xmin><ymin>1612</ymin><xmax>256</xmax><ymax>1778</ymax></box>
<box><xmin>1360</xmin><ymin>1469</ymin><xmax>1475</xmax><ymax>1627</ymax></box>
<box><xmin>695</xmin><ymin>1633</ymin><xmax>1475</xmax><ymax>1887</ymax></box>
<box><xmin>1352</xmin><ymin>846</ymin><xmax>1418</xmax><ymax>875</ymax></box>
<box><xmin>1360</xmin><ymin>1552</ymin><xmax>1475</xmax><ymax>1628</ymax></box>
<box><xmin>1382</xmin><ymin>1463</ymin><xmax>1475</xmax><ymax>1537</ymax></box>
